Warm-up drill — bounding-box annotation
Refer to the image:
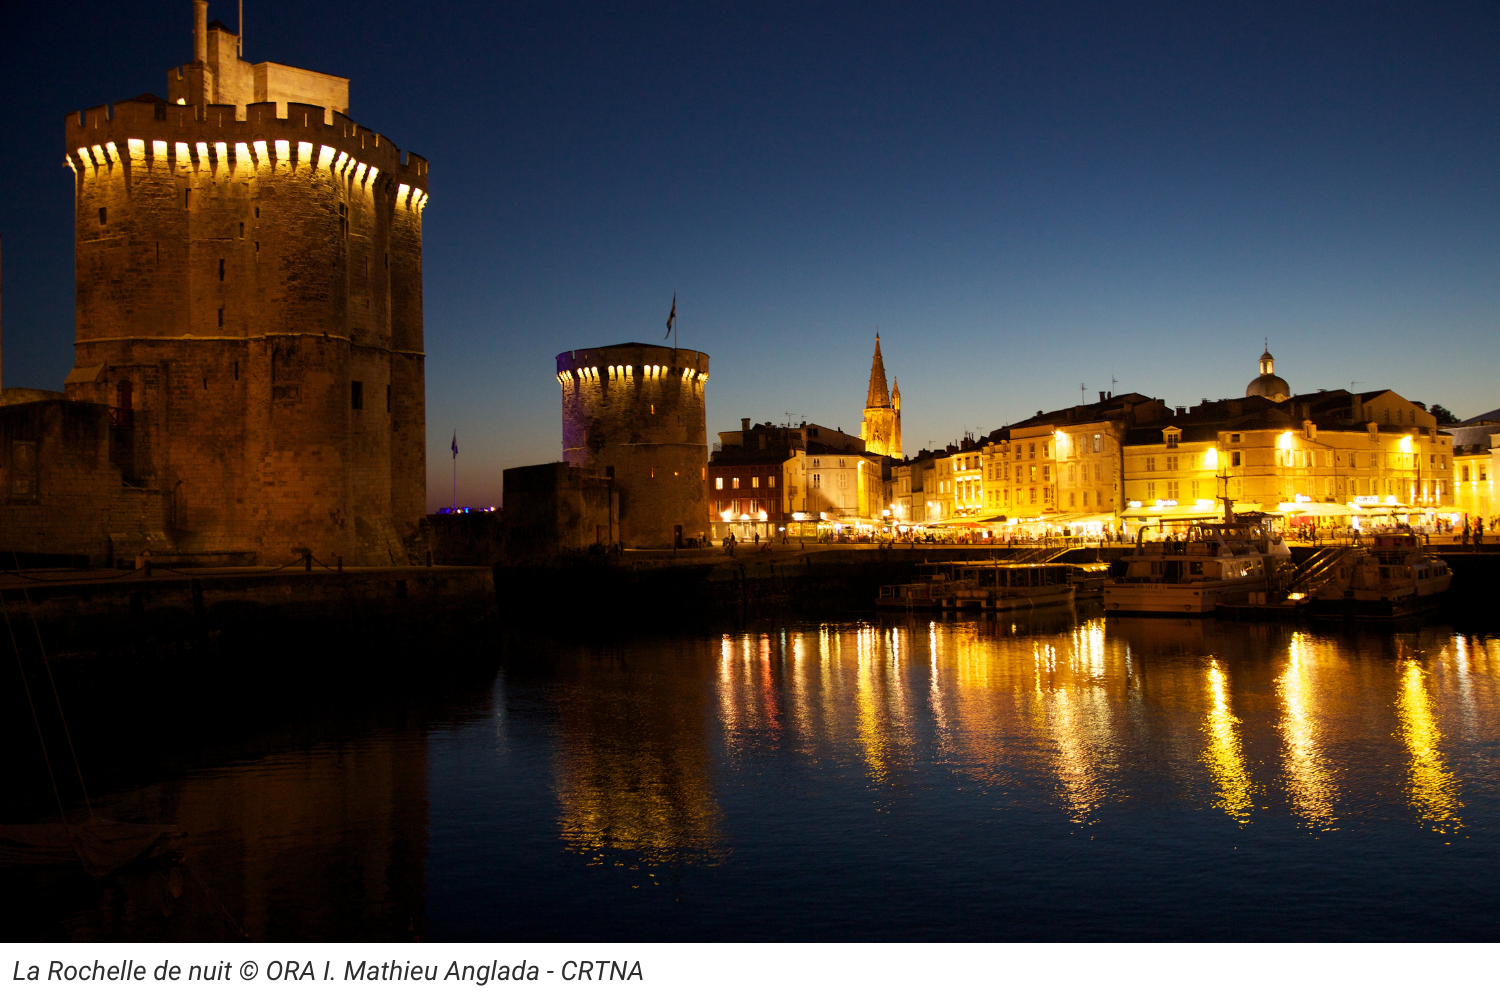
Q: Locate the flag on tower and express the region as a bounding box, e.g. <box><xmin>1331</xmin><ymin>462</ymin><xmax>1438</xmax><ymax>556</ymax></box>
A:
<box><xmin>451</xmin><ymin>432</ymin><xmax>458</xmax><ymax>458</ymax></box>
<box><xmin>665</xmin><ymin>293</ymin><xmax>676</xmax><ymax>339</ymax></box>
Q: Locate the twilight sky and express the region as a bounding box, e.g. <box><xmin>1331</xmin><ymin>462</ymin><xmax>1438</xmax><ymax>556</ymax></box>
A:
<box><xmin>2</xmin><ymin>1</ymin><xmax>1497</xmax><ymax>510</ymax></box>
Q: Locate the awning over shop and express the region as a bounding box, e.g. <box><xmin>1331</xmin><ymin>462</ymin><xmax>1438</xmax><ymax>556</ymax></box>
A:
<box><xmin>1273</xmin><ymin>502</ymin><xmax>1359</xmax><ymax>517</ymax></box>
<box><xmin>1121</xmin><ymin>501</ymin><xmax>1224</xmax><ymax>521</ymax></box>
<box><xmin>1046</xmin><ymin>512</ymin><xmax>1118</xmax><ymax>526</ymax></box>
<box><xmin>922</xmin><ymin>515</ymin><xmax>989</xmax><ymax>528</ymax></box>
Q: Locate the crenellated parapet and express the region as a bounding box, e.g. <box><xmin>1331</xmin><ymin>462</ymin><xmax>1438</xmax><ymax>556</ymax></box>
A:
<box><xmin>66</xmin><ymin>97</ymin><xmax>429</xmax><ymax>209</ymax></box>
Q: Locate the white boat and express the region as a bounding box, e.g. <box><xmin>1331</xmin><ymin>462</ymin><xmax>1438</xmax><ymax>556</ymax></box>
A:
<box><xmin>1310</xmin><ymin>530</ymin><xmax>1452</xmax><ymax>618</ymax></box>
<box><xmin>878</xmin><ymin>561</ymin><xmax>1074</xmax><ymax>611</ymax></box>
<box><xmin>1103</xmin><ymin>517</ymin><xmax>1291</xmax><ymax>617</ymax></box>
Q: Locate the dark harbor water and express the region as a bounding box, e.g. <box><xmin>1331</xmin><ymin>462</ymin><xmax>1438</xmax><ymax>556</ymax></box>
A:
<box><xmin>4</xmin><ymin>610</ymin><xmax>1498</xmax><ymax>941</ymax></box>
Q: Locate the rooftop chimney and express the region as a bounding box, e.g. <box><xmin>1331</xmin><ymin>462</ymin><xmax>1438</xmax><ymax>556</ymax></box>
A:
<box><xmin>1099</xmin><ymin>391</ymin><xmax>1106</xmax><ymax>402</ymax></box>
<box><xmin>741</xmin><ymin>418</ymin><xmax>750</xmax><ymax>432</ymax></box>
<box><xmin>194</xmin><ymin>0</ymin><xmax>209</xmax><ymax>63</ymax></box>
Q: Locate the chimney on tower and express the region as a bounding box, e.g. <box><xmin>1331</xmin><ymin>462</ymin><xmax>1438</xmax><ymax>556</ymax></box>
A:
<box><xmin>194</xmin><ymin>0</ymin><xmax>209</xmax><ymax>64</ymax></box>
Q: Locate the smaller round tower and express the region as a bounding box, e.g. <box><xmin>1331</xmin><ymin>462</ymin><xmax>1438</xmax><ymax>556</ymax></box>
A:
<box><xmin>558</xmin><ymin>343</ymin><xmax>709</xmax><ymax>548</ymax></box>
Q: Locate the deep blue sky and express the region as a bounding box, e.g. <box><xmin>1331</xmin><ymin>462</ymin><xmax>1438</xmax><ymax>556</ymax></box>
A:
<box><xmin>2</xmin><ymin>2</ymin><xmax>1497</xmax><ymax>509</ymax></box>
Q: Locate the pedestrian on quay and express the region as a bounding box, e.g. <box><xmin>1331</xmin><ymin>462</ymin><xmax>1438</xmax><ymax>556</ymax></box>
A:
<box><xmin>1477</xmin><ymin>519</ymin><xmax>1486</xmax><ymax>550</ymax></box>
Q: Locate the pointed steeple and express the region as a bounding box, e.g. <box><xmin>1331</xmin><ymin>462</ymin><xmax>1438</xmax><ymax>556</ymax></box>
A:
<box><xmin>891</xmin><ymin>377</ymin><xmax>901</xmax><ymax>411</ymax></box>
<box><xmin>865</xmin><ymin>333</ymin><xmax>890</xmax><ymax>409</ymax></box>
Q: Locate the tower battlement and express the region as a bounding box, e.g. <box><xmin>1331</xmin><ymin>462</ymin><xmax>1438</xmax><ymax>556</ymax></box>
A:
<box><xmin>67</xmin><ymin>97</ymin><xmax>429</xmax><ymax>202</ymax></box>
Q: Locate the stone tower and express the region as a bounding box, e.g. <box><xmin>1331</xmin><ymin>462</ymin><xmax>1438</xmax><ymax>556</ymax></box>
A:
<box><xmin>62</xmin><ymin>3</ymin><xmax>429</xmax><ymax>565</ymax></box>
<box><xmin>558</xmin><ymin>344</ymin><xmax>710</xmax><ymax>548</ymax></box>
<box><xmin>860</xmin><ymin>334</ymin><xmax>901</xmax><ymax>458</ymax></box>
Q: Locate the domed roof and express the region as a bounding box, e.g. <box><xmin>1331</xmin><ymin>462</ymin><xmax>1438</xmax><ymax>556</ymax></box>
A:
<box><xmin>1247</xmin><ymin>346</ymin><xmax>1290</xmax><ymax>401</ymax></box>
<box><xmin>1246</xmin><ymin>373</ymin><xmax>1291</xmax><ymax>401</ymax></box>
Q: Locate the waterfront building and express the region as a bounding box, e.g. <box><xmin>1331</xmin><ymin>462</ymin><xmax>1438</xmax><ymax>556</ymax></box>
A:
<box><xmin>707</xmin><ymin>419</ymin><xmax>790</xmax><ymax>542</ymax></box>
<box><xmin>1122</xmin><ymin>377</ymin><xmax>1455</xmax><ymax>526</ymax></box>
<box><xmin>0</xmin><ymin>2</ymin><xmax>430</xmax><ymax>566</ymax></box>
<box><xmin>979</xmin><ymin>392</ymin><xmax>1166</xmax><ymax>537</ymax></box>
<box><xmin>859</xmin><ymin>334</ymin><xmax>902</xmax><ymax>459</ymax></box>
<box><xmin>1448</xmin><ymin>408</ymin><xmax>1498</xmax><ymax>525</ymax></box>
<box><xmin>925</xmin><ymin>438</ymin><xmax>985</xmax><ymax>524</ymax></box>
<box><xmin>708</xmin><ymin>420</ymin><xmax>885</xmax><ymax>540</ymax></box>
<box><xmin>888</xmin><ymin>452</ymin><xmax>936</xmax><ymax>528</ymax></box>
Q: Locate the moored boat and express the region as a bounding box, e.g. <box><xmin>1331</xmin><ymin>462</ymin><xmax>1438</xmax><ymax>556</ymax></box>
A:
<box><xmin>1310</xmin><ymin>530</ymin><xmax>1452</xmax><ymax>618</ymax></box>
<box><xmin>1103</xmin><ymin>516</ymin><xmax>1290</xmax><ymax>617</ymax></box>
<box><xmin>878</xmin><ymin>561</ymin><xmax>1074</xmax><ymax>611</ymax></box>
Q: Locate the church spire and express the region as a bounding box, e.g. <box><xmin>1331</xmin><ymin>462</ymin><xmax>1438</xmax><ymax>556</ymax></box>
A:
<box><xmin>865</xmin><ymin>332</ymin><xmax>890</xmax><ymax>409</ymax></box>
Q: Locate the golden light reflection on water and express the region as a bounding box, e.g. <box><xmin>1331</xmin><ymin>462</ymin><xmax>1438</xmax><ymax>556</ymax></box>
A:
<box><xmin>559</xmin><ymin>617</ymin><xmax>1499</xmax><ymax>866</ymax></box>
<box><xmin>555</xmin><ymin>645</ymin><xmax>725</xmax><ymax>867</ymax></box>
<box><xmin>1397</xmin><ymin>660</ymin><xmax>1462</xmax><ymax>833</ymax></box>
<box><xmin>1203</xmin><ymin>663</ymin><xmax>1255</xmax><ymax>822</ymax></box>
<box><xmin>1276</xmin><ymin>633</ymin><xmax>1338</xmax><ymax>829</ymax></box>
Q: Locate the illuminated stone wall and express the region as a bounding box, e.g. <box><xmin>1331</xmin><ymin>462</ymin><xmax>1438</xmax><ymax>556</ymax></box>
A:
<box><xmin>56</xmin><ymin>95</ymin><xmax>428</xmax><ymax>565</ymax></box>
<box><xmin>557</xmin><ymin>345</ymin><xmax>709</xmax><ymax>548</ymax></box>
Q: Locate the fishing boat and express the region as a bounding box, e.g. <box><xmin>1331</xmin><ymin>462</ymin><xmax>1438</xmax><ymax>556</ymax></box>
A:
<box><xmin>1310</xmin><ymin>530</ymin><xmax>1452</xmax><ymax>618</ymax></box>
<box><xmin>1103</xmin><ymin>515</ymin><xmax>1291</xmax><ymax>617</ymax></box>
<box><xmin>878</xmin><ymin>561</ymin><xmax>1074</xmax><ymax>611</ymax></box>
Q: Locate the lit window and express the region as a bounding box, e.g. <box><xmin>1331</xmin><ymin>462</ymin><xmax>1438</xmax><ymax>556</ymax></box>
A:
<box><xmin>715</xmin><ymin>477</ymin><xmax>724</xmax><ymax>490</ymax></box>
<box><xmin>752</xmin><ymin>477</ymin><xmax>759</xmax><ymax>488</ymax></box>
<box><xmin>732</xmin><ymin>478</ymin><xmax>739</xmax><ymax>489</ymax></box>
<box><xmin>769</xmin><ymin>476</ymin><xmax>776</xmax><ymax>488</ymax></box>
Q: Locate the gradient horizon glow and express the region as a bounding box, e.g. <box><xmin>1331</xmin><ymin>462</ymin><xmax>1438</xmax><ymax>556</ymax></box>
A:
<box><xmin>2</xmin><ymin>1</ymin><xmax>1496</xmax><ymax>510</ymax></box>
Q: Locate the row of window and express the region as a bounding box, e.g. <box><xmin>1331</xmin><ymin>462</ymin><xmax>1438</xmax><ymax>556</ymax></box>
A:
<box><xmin>713</xmin><ymin>475</ymin><xmax>776</xmax><ymax>490</ymax></box>
<box><xmin>718</xmin><ymin>499</ymin><xmax>780</xmax><ymax>515</ymax></box>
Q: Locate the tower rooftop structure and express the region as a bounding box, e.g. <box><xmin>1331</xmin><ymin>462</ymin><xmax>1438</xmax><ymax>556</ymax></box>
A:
<box><xmin>1246</xmin><ymin>346</ymin><xmax>1291</xmax><ymax>402</ymax></box>
<box><xmin>866</xmin><ymin>333</ymin><xmax>891</xmax><ymax>409</ymax></box>
<box><xmin>860</xmin><ymin>333</ymin><xmax>901</xmax><ymax>459</ymax></box>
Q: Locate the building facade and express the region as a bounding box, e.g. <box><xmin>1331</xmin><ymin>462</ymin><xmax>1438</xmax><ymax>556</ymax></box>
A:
<box><xmin>1123</xmin><ymin>386</ymin><xmax>1455</xmax><ymax>517</ymax></box>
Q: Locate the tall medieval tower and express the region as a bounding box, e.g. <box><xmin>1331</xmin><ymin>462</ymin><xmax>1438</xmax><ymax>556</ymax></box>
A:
<box><xmin>860</xmin><ymin>334</ymin><xmax>901</xmax><ymax>458</ymax></box>
<box><xmin>62</xmin><ymin>3</ymin><xmax>429</xmax><ymax>565</ymax></box>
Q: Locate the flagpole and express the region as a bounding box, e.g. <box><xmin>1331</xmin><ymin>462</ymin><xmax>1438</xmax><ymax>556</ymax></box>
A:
<box><xmin>451</xmin><ymin>431</ymin><xmax>457</xmax><ymax>509</ymax></box>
